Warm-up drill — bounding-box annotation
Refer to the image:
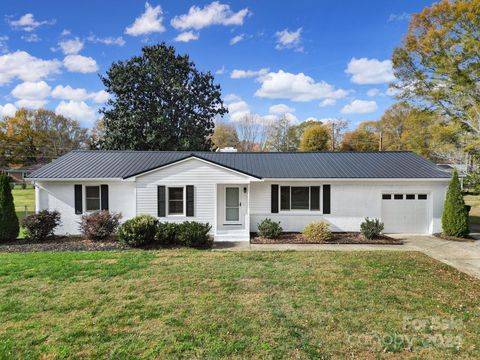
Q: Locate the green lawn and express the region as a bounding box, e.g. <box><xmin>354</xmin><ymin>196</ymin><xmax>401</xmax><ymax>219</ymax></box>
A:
<box><xmin>0</xmin><ymin>250</ymin><xmax>479</xmax><ymax>359</ymax></box>
<box><xmin>12</xmin><ymin>187</ymin><xmax>35</xmax><ymax>238</ymax></box>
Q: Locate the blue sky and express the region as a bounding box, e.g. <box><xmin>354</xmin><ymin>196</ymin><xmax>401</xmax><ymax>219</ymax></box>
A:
<box><xmin>0</xmin><ymin>0</ymin><xmax>434</xmax><ymax>128</ymax></box>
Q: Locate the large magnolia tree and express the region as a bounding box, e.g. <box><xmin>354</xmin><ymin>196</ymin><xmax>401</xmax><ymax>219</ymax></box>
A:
<box><xmin>100</xmin><ymin>43</ymin><xmax>227</xmax><ymax>151</ymax></box>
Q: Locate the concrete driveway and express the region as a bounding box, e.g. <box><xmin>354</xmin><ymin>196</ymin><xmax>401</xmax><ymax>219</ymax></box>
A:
<box><xmin>392</xmin><ymin>234</ymin><xmax>480</xmax><ymax>280</ymax></box>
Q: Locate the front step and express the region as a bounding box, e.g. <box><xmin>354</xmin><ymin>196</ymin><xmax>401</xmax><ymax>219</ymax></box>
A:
<box><xmin>214</xmin><ymin>230</ymin><xmax>250</xmax><ymax>242</ymax></box>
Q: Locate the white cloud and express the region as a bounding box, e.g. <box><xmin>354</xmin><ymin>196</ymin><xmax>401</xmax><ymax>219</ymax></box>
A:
<box><xmin>345</xmin><ymin>57</ymin><xmax>395</xmax><ymax>84</ymax></box>
<box><xmin>341</xmin><ymin>99</ymin><xmax>378</xmax><ymax>114</ymax></box>
<box><xmin>269</xmin><ymin>104</ymin><xmax>295</xmax><ymax>114</ymax></box>
<box><xmin>15</xmin><ymin>99</ymin><xmax>48</xmax><ymax>109</ymax></box>
<box><xmin>87</xmin><ymin>35</ymin><xmax>125</xmax><ymax>46</ymax></box>
<box><xmin>51</xmin><ymin>85</ymin><xmax>110</xmax><ymax>104</ymax></box>
<box><xmin>8</xmin><ymin>13</ymin><xmax>54</xmax><ymax>32</ymax></box>
<box><xmin>11</xmin><ymin>81</ymin><xmax>51</xmax><ymax>101</ymax></box>
<box><xmin>283</xmin><ymin>112</ymin><xmax>298</xmax><ymax>122</ymax></box>
<box><xmin>319</xmin><ymin>98</ymin><xmax>336</xmax><ymax>108</ymax></box>
<box><xmin>389</xmin><ymin>12</ymin><xmax>410</xmax><ymax>22</ymax></box>
<box><xmin>59</xmin><ymin>37</ymin><xmax>84</xmax><ymax>55</ymax></box>
<box><xmin>0</xmin><ymin>36</ymin><xmax>8</xmax><ymax>53</ymax></box>
<box><xmin>215</xmin><ymin>65</ymin><xmax>225</xmax><ymax>75</ymax></box>
<box><xmin>275</xmin><ymin>28</ymin><xmax>303</xmax><ymax>51</ymax></box>
<box><xmin>230</xmin><ymin>34</ymin><xmax>244</xmax><ymax>45</ymax></box>
<box><xmin>224</xmin><ymin>93</ymin><xmax>241</xmax><ymax>102</ymax></box>
<box><xmin>174</xmin><ymin>31</ymin><xmax>199</xmax><ymax>42</ymax></box>
<box><xmin>230</xmin><ymin>68</ymin><xmax>269</xmax><ymax>80</ymax></box>
<box><xmin>61</xmin><ymin>29</ymin><xmax>71</xmax><ymax>36</ymax></box>
<box><xmin>224</xmin><ymin>94</ymin><xmax>251</xmax><ymax>121</ymax></box>
<box><xmin>63</xmin><ymin>55</ymin><xmax>98</xmax><ymax>73</ymax></box>
<box><xmin>0</xmin><ymin>51</ymin><xmax>61</xmax><ymax>85</ymax></box>
<box><xmin>0</xmin><ymin>103</ymin><xmax>17</xmax><ymax>117</ymax></box>
<box><xmin>367</xmin><ymin>88</ymin><xmax>381</xmax><ymax>97</ymax></box>
<box><xmin>125</xmin><ymin>2</ymin><xmax>165</xmax><ymax>36</ymax></box>
<box><xmin>171</xmin><ymin>1</ymin><xmax>250</xmax><ymax>30</ymax></box>
<box><xmin>255</xmin><ymin>70</ymin><xmax>348</xmax><ymax>102</ymax></box>
<box><xmin>55</xmin><ymin>100</ymin><xmax>97</xmax><ymax>124</ymax></box>
<box><xmin>21</xmin><ymin>33</ymin><xmax>41</xmax><ymax>42</ymax></box>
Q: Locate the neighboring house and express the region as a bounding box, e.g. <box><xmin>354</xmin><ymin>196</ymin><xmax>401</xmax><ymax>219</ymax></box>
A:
<box><xmin>2</xmin><ymin>164</ymin><xmax>43</xmax><ymax>184</ymax></box>
<box><xmin>436</xmin><ymin>164</ymin><xmax>467</xmax><ymax>189</ymax></box>
<box><xmin>27</xmin><ymin>150</ymin><xmax>451</xmax><ymax>241</ymax></box>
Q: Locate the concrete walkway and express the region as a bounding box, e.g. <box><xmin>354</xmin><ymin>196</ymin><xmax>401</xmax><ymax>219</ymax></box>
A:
<box><xmin>213</xmin><ymin>235</ymin><xmax>480</xmax><ymax>280</ymax></box>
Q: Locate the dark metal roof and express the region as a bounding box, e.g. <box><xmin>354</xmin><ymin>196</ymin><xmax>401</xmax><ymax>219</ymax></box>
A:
<box><xmin>27</xmin><ymin>150</ymin><xmax>451</xmax><ymax>180</ymax></box>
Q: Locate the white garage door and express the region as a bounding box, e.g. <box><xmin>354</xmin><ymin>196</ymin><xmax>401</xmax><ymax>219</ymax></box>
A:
<box><xmin>381</xmin><ymin>193</ymin><xmax>430</xmax><ymax>234</ymax></box>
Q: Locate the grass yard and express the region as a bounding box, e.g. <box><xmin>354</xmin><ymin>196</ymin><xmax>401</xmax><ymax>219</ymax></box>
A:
<box><xmin>0</xmin><ymin>250</ymin><xmax>479</xmax><ymax>359</ymax></box>
<box><xmin>12</xmin><ymin>187</ymin><xmax>35</xmax><ymax>238</ymax></box>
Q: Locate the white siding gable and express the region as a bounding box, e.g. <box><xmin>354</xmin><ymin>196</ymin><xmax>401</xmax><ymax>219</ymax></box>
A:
<box><xmin>135</xmin><ymin>157</ymin><xmax>252</xmax><ymax>231</ymax></box>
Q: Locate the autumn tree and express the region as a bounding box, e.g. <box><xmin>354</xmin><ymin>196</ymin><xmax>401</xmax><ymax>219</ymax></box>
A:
<box><xmin>288</xmin><ymin>119</ymin><xmax>321</xmax><ymax>150</ymax></box>
<box><xmin>299</xmin><ymin>124</ymin><xmax>331</xmax><ymax>151</ymax></box>
<box><xmin>340</xmin><ymin>128</ymin><xmax>378</xmax><ymax>151</ymax></box>
<box><xmin>100</xmin><ymin>43</ymin><xmax>227</xmax><ymax>151</ymax></box>
<box><xmin>211</xmin><ymin>122</ymin><xmax>239</xmax><ymax>150</ymax></box>
<box><xmin>265</xmin><ymin>115</ymin><xmax>293</xmax><ymax>152</ymax></box>
<box><xmin>392</xmin><ymin>0</ymin><xmax>480</xmax><ymax>138</ymax></box>
<box><xmin>0</xmin><ymin>109</ymin><xmax>87</xmax><ymax>166</ymax></box>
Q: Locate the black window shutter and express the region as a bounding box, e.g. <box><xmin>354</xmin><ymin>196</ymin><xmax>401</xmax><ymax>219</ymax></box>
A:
<box><xmin>74</xmin><ymin>185</ymin><xmax>82</xmax><ymax>214</ymax></box>
<box><xmin>271</xmin><ymin>184</ymin><xmax>279</xmax><ymax>213</ymax></box>
<box><xmin>186</xmin><ymin>185</ymin><xmax>194</xmax><ymax>217</ymax></box>
<box><xmin>157</xmin><ymin>186</ymin><xmax>166</xmax><ymax>217</ymax></box>
<box><xmin>323</xmin><ymin>185</ymin><xmax>331</xmax><ymax>214</ymax></box>
<box><xmin>310</xmin><ymin>186</ymin><xmax>320</xmax><ymax>210</ymax></box>
<box><xmin>280</xmin><ymin>186</ymin><xmax>290</xmax><ymax>210</ymax></box>
<box><xmin>101</xmin><ymin>185</ymin><xmax>109</xmax><ymax>211</ymax></box>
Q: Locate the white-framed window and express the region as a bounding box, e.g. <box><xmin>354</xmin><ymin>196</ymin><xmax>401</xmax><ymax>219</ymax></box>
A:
<box><xmin>280</xmin><ymin>186</ymin><xmax>320</xmax><ymax>211</ymax></box>
<box><xmin>168</xmin><ymin>186</ymin><xmax>185</xmax><ymax>215</ymax></box>
<box><xmin>85</xmin><ymin>185</ymin><xmax>101</xmax><ymax>212</ymax></box>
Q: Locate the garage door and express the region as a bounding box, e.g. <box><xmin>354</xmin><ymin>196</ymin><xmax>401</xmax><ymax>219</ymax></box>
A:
<box><xmin>381</xmin><ymin>193</ymin><xmax>430</xmax><ymax>234</ymax></box>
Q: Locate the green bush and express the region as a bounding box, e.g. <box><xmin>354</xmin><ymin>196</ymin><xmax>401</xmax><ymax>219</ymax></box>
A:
<box><xmin>257</xmin><ymin>218</ymin><xmax>282</xmax><ymax>239</ymax></box>
<box><xmin>177</xmin><ymin>221</ymin><xmax>212</xmax><ymax>248</ymax></box>
<box><xmin>79</xmin><ymin>211</ymin><xmax>122</xmax><ymax>241</ymax></box>
<box><xmin>360</xmin><ymin>217</ymin><xmax>384</xmax><ymax>240</ymax></box>
<box><xmin>155</xmin><ymin>222</ymin><xmax>179</xmax><ymax>245</ymax></box>
<box><xmin>0</xmin><ymin>173</ymin><xmax>19</xmax><ymax>242</ymax></box>
<box><xmin>442</xmin><ymin>169</ymin><xmax>469</xmax><ymax>237</ymax></box>
<box><xmin>22</xmin><ymin>210</ymin><xmax>61</xmax><ymax>242</ymax></box>
<box><xmin>465</xmin><ymin>171</ymin><xmax>480</xmax><ymax>194</ymax></box>
<box><xmin>117</xmin><ymin>215</ymin><xmax>158</xmax><ymax>247</ymax></box>
<box><xmin>303</xmin><ymin>221</ymin><xmax>332</xmax><ymax>242</ymax></box>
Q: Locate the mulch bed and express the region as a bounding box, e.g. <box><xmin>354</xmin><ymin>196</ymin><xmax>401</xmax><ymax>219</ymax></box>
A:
<box><xmin>433</xmin><ymin>233</ymin><xmax>477</xmax><ymax>243</ymax></box>
<box><xmin>0</xmin><ymin>237</ymin><xmax>130</xmax><ymax>253</ymax></box>
<box><xmin>250</xmin><ymin>232</ymin><xmax>403</xmax><ymax>245</ymax></box>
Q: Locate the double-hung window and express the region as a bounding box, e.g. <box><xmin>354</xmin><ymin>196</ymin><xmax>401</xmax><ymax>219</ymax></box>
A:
<box><xmin>280</xmin><ymin>186</ymin><xmax>320</xmax><ymax>211</ymax></box>
<box><xmin>168</xmin><ymin>187</ymin><xmax>184</xmax><ymax>215</ymax></box>
<box><xmin>85</xmin><ymin>186</ymin><xmax>101</xmax><ymax>212</ymax></box>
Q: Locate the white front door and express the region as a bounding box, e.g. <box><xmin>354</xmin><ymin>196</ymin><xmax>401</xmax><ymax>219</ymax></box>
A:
<box><xmin>225</xmin><ymin>186</ymin><xmax>242</xmax><ymax>224</ymax></box>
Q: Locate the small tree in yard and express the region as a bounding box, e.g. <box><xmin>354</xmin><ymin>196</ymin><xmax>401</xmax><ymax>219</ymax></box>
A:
<box><xmin>442</xmin><ymin>169</ymin><xmax>469</xmax><ymax>237</ymax></box>
<box><xmin>0</xmin><ymin>173</ymin><xmax>19</xmax><ymax>241</ymax></box>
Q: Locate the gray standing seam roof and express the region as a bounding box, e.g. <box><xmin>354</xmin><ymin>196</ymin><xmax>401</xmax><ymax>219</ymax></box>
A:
<box><xmin>27</xmin><ymin>150</ymin><xmax>451</xmax><ymax>180</ymax></box>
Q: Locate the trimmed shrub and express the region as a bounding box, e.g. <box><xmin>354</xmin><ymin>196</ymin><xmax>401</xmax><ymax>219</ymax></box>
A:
<box><xmin>22</xmin><ymin>210</ymin><xmax>61</xmax><ymax>242</ymax></box>
<box><xmin>442</xmin><ymin>169</ymin><xmax>469</xmax><ymax>237</ymax></box>
<box><xmin>79</xmin><ymin>211</ymin><xmax>122</xmax><ymax>241</ymax></box>
<box><xmin>360</xmin><ymin>217</ymin><xmax>384</xmax><ymax>240</ymax></box>
<box><xmin>177</xmin><ymin>221</ymin><xmax>212</xmax><ymax>248</ymax></box>
<box><xmin>303</xmin><ymin>221</ymin><xmax>332</xmax><ymax>242</ymax></box>
<box><xmin>117</xmin><ymin>215</ymin><xmax>158</xmax><ymax>247</ymax></box>
<box><xmin>155</xmin><ymin>222</ymin><xmax>179</xmax><ymax>245</ymax></box>
<box><xmin>257</xmin><ymin>218</ymin><xmax>282</xmax><ymax>239</ymax></box>
<box><xmin>0</xmin><ymin>173</ymin><xmax>19</xmax><ymax>242</ymax></box>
